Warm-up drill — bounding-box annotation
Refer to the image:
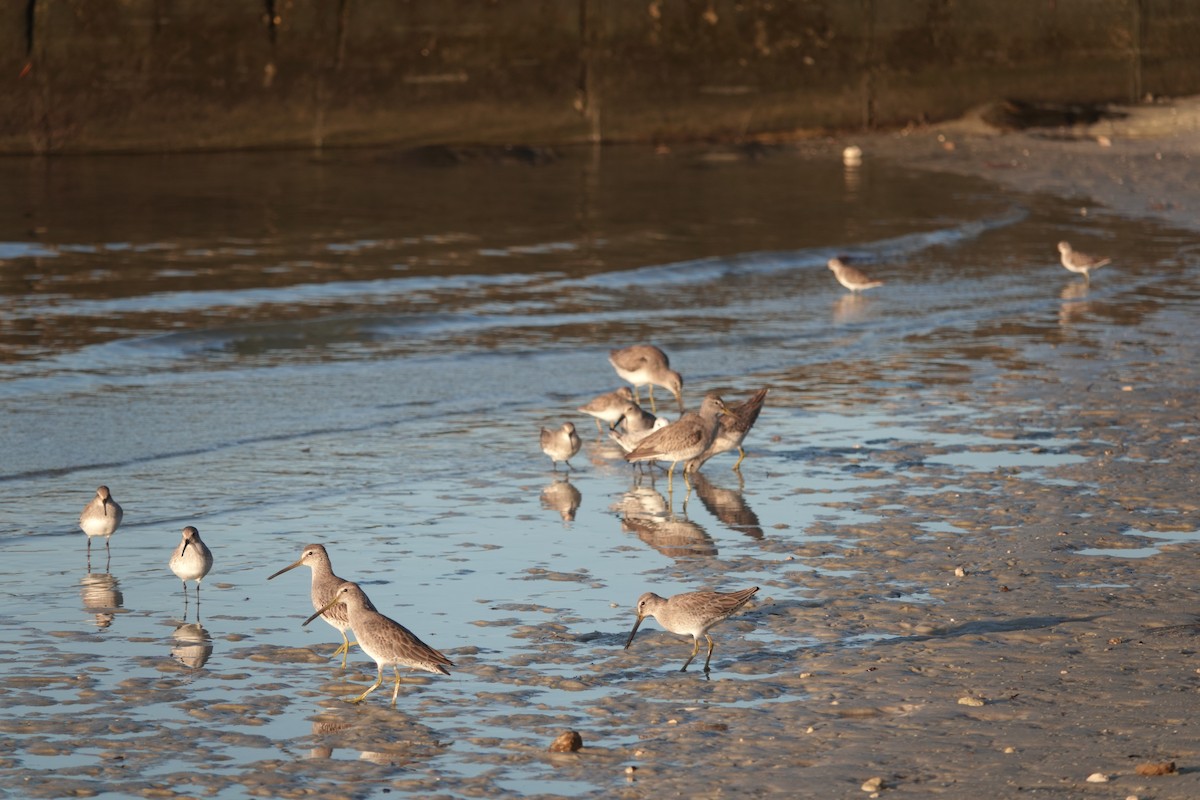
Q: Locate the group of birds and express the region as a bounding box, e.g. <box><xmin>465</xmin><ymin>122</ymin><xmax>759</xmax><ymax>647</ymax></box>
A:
<box><xmin>540</xmin><ymin>344</ymin><xmax>769</xmax><ymax>491</ymax></box>
<box><xmin>825</xmin><ymin>240</ymin><xmax>1113</xmax><ymax>293</ymax></box>
<box><xmin>79</xmin><ymin>485</ymin><xmax>214</xmax><ymax>605</ymax></box>
<box><xmin>77</xmin><ymin>443</ymin><xmax>763</xmax><ymax>707</ymax></box>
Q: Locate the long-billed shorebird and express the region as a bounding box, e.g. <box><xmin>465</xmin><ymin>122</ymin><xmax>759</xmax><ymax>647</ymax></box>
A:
<box><xmin>1057</xmin><ymin>241</ymin><xmax>1111</xmax><ymax>281</ymax></box>
<box><xmin>169</xmin><ymin>526</ymin><xmax>213</xmax><ymax>607</ymax></box>
<box><xmin>624</xmin><ymin>586</ymin><xmax>759</xmax><ymax>673</ymax></box>
<box><xmin>304</xmin><ymin>582</ymin><xmax>453</xmax><ymax>706</ymax></box>
<box><xmin>577</xmin><ymin>386</ymin><xmax>635</xmax><ymax>434</ymax></box>
<box><xmin>688</xmin><ymin>387</ymin><xmax>768</xmax><ymax>471</ymax></box>
<box><xmin>540</xmin><ymin>421</ymin><xmax>582</xmax><ymax>470</ymax></box>
<box><xmin>269</xmin><ymin>543</ymin><xmax>374</xmax><ymax>665</ymax></box>
<box><xmin>624</xmin><ymin>392</ymin><xmax>731</xmax><ymax>490</ymax></box>
<box><xmin>609</xmin><ymin>345</ymin><xmax>684</xmax><ymax>414</ymax></box>
<box><xmin>828</xmin><ymin>258</ymin><xmax>884</xmax><ymax>292</ymax></box>
<box><xmin>79</xmin><ymin>485</ymin><xmax>123</xmax><ymax>556</ymax></box>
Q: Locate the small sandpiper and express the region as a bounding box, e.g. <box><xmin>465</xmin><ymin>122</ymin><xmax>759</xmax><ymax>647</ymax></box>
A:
<box><xmin>540</xmin><ymin>421</ymin><xmax>582</xmax><ymax>470</ymax></box>
<box><xmin>608</xmin><ymin>344</ymin><xmax>684</xmax><ymax>414</ymax></box>
<box><xmin>624</xmin><ymin>586</ymin><xmax>759</xmax><ymax>673</ymax></box>
<box><xmin>169</xmin><ymin>526</ymin><xmax>214</xmax><ymax>606</ymax></box>
<box><xmin>828</xmin><ymin>258</ymin><xmax>884</xmax><ymax>292</ymax></box>
<box><xmin>577</xmin><ymin>387</ymin><xmax>635</xmax><ymax>434</ymax></box>
<box><xmin>79</xmin><ymin>485</ymin><xmax>123</xmax><ymax>555</ymax></box>
<box><xmin>1057</xmin><ymin>241</ymin><xmax>1111</xmax><ymax>281</ymax></box>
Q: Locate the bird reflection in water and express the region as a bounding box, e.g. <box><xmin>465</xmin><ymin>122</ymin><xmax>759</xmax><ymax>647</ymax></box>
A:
<box><xmin>832</xmin><ymin>292</ymin><xmax>871</xmax><ymax>325</ymax></box>
<box><xmin>80</xmin><ymin>571</ymin><xmax>124</xmax><ymax>630</ymax></box>
<box><xmin>308</xmin><ymin>715</ymin><xmax>444</xmax><ymax>765</ymax></box>
<box><xmin>616</xmin><ymin>482</ymin><xmax>716</xmax><ymax>558</ymax></box>
<box><xmin>171</xmin><ymin>622</ymin><xmax>214</xmax><ymax>669</ymax></box>
<box><xmin>688</xmin><ymin>471</ymin><xmax>764</xmax><ymax>540</ymax></box>
<box><xmin>1058</xmin><ymin>281</ymin><xmax>1092</xmax><ymax>326</ymax></box>
<box><xmin>540</xmin><ymin>477</ymin><xmax>582</xmax><ymax>523</ymax></box>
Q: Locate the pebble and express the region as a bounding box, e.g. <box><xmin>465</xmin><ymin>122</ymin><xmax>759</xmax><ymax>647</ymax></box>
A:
<box><xmin>548</xmin><ymin>731</ymin><xmax>582</xmax><ymax>753</ymax></box>
<box><xmin>1086</xmin><ymin>772</ymin><xmax>1109</xmax><ymax>783</ymax></box>
<box><xmin>843</xmin><ymin>145</ymin><xmax>863</xmax><ymax>167</ymax></box>
<box><xmin>861</xmin><ymin>776</ymin><xmax>884</xmax><ymax>792</ymax></box>
<box><xmin>957</xmin><ymin>696</ymin><xmax>986</xmax><ymax>707</ymax></box>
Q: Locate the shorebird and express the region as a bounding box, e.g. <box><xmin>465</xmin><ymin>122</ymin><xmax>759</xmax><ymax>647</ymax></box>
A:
<box><xmin>269</xmin><ymin>543</ymin><xmax>373</xmax><ymax>664</ymax></box>
<box><xmin>610</xmin><ymin>415</ymin><xmax>669</xmax><ymax>454</ymax></box>
<box><xmin>624</xmin><ymin>392</ymin><xmax>731</xmax><ymax>490</ymax></box>
<box><xmin>169</xmin><ymin>526</ymin><xmax>213</xmax><ymax>606</ymax></box>
<box><xmin>577</xmin><ymin>387</ymin><xmax>635</xmax><ymax>434</ymax></box>
<box><xmin>828</xmin><ymin>258</ymin><xmax>884</xmax><ymax>292</ymax></box>
<box><xmin>624</xmin><ymin>586</ymin><xmax>759</xmax><ymax>672</ymax></box>
<box><xmin>540</xmin><ymin>422</ymin><xmax>582</xmax><ymax>470</ymax></box>
<box><xmin>1057</xmin><ymin>241</ymin><xmax>1111</xmax><ymax>281</ymax></box>
<box><xmin>79</xmin><ymin>485</ymin><xmax>123</xmax><ymax>555</ymax></box>
<box><xmin>304</xmin><ymin>582</ymin><xmax>453</xmax><ymax>706</ymax></box>
<box><xmin>608</xmin><ymin>345</ymin><xmax>684</xmax><ymax>413</ymax></box>
<box><xmin>687</xmin><ymin>387</ymin><xmax>768</xmax><ymax>471</ymax></box>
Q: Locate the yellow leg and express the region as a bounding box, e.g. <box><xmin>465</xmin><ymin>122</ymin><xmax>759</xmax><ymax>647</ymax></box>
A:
<box><xmin>647</xmin><ymin>385</ymin><xmax>657</xmax><ymax>413</ymax></box>
<box><xmin>349</xmin><ymin>665</ymin><xmax>384</xmax><ymax>703</ymax></box>
<box><xmin>332</xmin><ymin>630</ymin><xmax>358</xmax><ymax>657</ymax></box>
<box><xmin>681</xmin><ymin>636</ymin><xmax>701</xmax><ymax>671</ymax></box>
<box><xmin>732</xmin><ymin>446</ymin><xmax>746</xmax><ymax>471</ymax></box>
<box><xmin>390</xmin><ymin>667</ymin><xmax>403</xmax><ymax>706</ymax></box>
<box><xmin>702</xmin><ymin>634</ymin><xmax>716</xmax><ymax>672</ymax></box>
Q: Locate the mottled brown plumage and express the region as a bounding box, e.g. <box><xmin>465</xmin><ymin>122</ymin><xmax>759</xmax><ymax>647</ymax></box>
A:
<box><xmin>624</xmin><ymin>586</ymin><xmax>759</xmax><ymax>672</ymax></box>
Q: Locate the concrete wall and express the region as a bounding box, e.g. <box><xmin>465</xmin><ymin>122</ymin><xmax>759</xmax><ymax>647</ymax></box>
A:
<box><xmin>3</xmin><ymin>0</ymin><xmax>1199</xmax><ymax>154</ymax></box>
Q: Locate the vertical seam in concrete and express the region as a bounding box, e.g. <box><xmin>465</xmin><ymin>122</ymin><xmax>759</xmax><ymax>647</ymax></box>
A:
<box><xmin>863</xmin><ymin>0</ymin><xmax>876</xmax><ymax>130</ymax></box>
<box><xmin>23</xmin><ymin>0</ymin><xmax>35</xmax><ymax>56</ymax></box>
<box><xmin>335</xmin><ymin>0</ymin><xmax>350</xmax><ymax>71</ymax></box>
<box><xmin>1130</xmin><ymin>0</ymin><xmax>1144</xmax><ymax>101</ymax></box>
<box><xmin>579</xmin><ymin>0</ymin><xmax>601</xmax><ymax>143</ymax></box>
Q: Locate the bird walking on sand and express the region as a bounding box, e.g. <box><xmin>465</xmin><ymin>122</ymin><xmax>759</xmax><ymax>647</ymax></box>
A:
<box><xmin>577</xmin><ymin>387</ymin><xmax>635</xmax><ymax>434</ymax></box>
<box><xmin>169</xmin><ymin>526</ymin><xmax>213</xmax><ymax>606</ymax></box>
<box><xmin>828</xmin><ymin>258</ymin><xmax>884</xmax><ymax>292</ymax></box>
<box><xmin>688</xmin><ymin>387</ymin><xmax>768</xmax><ymax>471</ymax></box>
<box><xmin>624</xmin><ymin>586</ymin><xmax>759</xmax><ymax>673</ymax></box>
<box><xmin>304</xmin><ymin>582</ymin><xmax>453</xmax><ymax>706</ymax></box>
<box><xmin>541</xmin><ymin>422</ymin><xmax>582</xmax><ymax>470</ymax></box>
<box><xmin>625</xmin><ymin>392</ymin><xmax>731</xmax><ymax>491</ymax></box>
<box><xmin>609</xmin><ymin>345</ymin><xmax>684</xmax><ymax>414</ymax></box>
<box><xmin>268</xmin><ymin>543</ymin><xmax>373</xmax><ymax>665</ymax></box>
<box><xmin>1057</xmin><ymin>241</ymin><xmax>1111</xmax><ymax>281</ymax></box>
<box><xmin>79</xmin><ymin>485</ymin><xmax>123</xmax><ymax>556</ymax></box>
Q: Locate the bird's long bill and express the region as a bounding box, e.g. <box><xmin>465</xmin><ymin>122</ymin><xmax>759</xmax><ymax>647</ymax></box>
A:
<box><xmin>267</xmin><ymin>560</ymin><xmax>302</xmax><ymax>581</ymax></box>
<box><xmin>624</xmin><ymin>615</ymin><xmax>644</xmax><ymax>649</ymax></box>
<box><xmin>302</xmin><ymin>594</ymin><xmax>341</xmax><ymax>627</ymax></box>
<box><xmin>181</xmin><ymin>539</ymin><xmax>191</xmax><ymax>556</ymax></box>
<box><xmin>103</xmin><ymin>498</ymin><xmax>114</xmax><ymax>517</ymax></box>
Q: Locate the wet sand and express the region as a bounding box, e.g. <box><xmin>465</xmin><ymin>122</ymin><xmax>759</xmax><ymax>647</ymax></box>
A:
<box><xmin>719</xmin><ymin>98</ymin><xmax>1200</xmax><ymax>797</ymax></box>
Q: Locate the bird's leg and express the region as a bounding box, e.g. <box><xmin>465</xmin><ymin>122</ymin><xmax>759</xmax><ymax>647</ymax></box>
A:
<box><xmin>332</xmin><ymin>630</ymin><xmax>352</xmax><ymax>657</ymax></box>
<box><xmin>702</xmin><ymin>634</ymin><xmax>716</xmax><ymax>673</ymax></box>
<box><xmin>733</xmin><ymin>447</ymin><xmax>747</xmax><ymax>471</ymax></box>
<box><xmin>390</xmin><ymin>667</ymin><xmax>403</xmax><ymax>706</ymax></box>
<box><xmin>350</xmin><ymin>665</ymin><xmax>384</xmax><ymax>703</ymax></box>
<box><xmin>648</xmin><ymin>386</ymin><xmax>657</xmax><ymax>414</ymax></box>
<box><xmin>593</xmin><ymin>418</ymin><xmax>604</xmax><ymax>435</ymax></box>
<box><xmin>681</xmin><ymin>637</ymin><xmax>700</xmax><ymax>672</ymax></box>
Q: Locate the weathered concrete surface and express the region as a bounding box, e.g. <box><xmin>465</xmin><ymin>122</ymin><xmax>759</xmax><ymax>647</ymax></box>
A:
<box><xmin>2</xmin><ymin>0</ymin><xmax>1200</xmax><ymax>154</ymax></box>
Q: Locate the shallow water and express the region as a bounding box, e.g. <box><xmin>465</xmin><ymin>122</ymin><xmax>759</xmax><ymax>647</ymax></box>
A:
<box><xmin>1</xmin><ymin>143</ymin><xmax>1197</xmax><ymax>797</ymax></box>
